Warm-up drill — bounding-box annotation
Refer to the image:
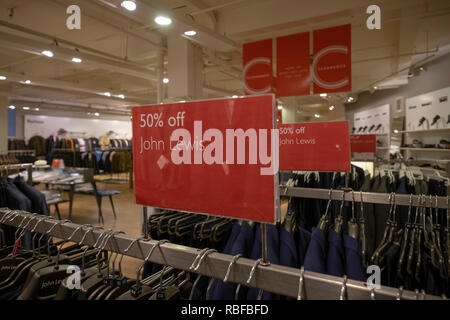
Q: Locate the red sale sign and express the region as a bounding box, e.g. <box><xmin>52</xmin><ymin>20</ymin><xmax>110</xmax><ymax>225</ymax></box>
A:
<box><xmin>312</xmin><ymin>24</ymin><xmax>351</xmax><ymax>94</ymax></box>
<box><xmin>279</xmin><ymin>121</ymin><xmax>350</xmax><ymax>172</ymax></box>
<box><xmin>276</xmin><ymin>32</ymin><xmax>310</xmax><ymax>97</ymax></box>
<box><xmin>243</xmin><ymin>39</ymin><xmax>273</xmax><ymax>95</ymax></box>
<box><xmin>132</xmin><ymin>95</ymin><xmax>280</xmax><ymax>223</ymax></box>
<box><xmin>350</xmin><ymin>134</ymin><xmax>376</xmax><ymax>153</ymax></box>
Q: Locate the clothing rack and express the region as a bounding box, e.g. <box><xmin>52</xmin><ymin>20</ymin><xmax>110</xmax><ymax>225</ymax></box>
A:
<box><xmin>0</xmin><ymin>208</ymin><xmax>443</xmax><ymax>300</ymax></box>
<box><xmin>7</xmin><ymin>149</ymin><xmax>36</xmax><ymax>156</ymax></box>
<box><xmin>280</xmin><ymin>186</ymin><xmax>449</xmax><ymax>209</ymax></box>
<box><xmin>0</xmin><ymin>163</ymin><xmax>33</xmax><ymax>185</ymax></box>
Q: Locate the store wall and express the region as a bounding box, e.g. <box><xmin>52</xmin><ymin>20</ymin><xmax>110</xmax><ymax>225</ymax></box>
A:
<box><xmin>346</xmin><ymin>52</ymin><xmax>450</xmax><ymax>129</ymax></box>
<box><xmin>14</xmin><ymin>107</ymin><xmax>131</xmax><ymax>140</ymax></box>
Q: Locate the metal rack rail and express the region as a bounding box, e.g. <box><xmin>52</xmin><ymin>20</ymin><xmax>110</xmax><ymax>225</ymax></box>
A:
<box><xmin>0</xmin><ymin>163</ymin><xmax>33</xmax><ymax>185</ymax></box>
<box><xmin>0</xmin><ymin>208</ymin><xmax>443</xmax><ymax>300</ymax></box>
<box><xmin>280</xmin><ymin>186</ymin><xmax>449</xmax><ymax>209</ymax></box>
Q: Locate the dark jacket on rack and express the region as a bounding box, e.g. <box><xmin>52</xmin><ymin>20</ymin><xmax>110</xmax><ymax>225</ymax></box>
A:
<box><xmin>28</xmin><ymin>135</ymin><xmax>46</xmax><ymax>156</ymax></box>
<box><xmin>45</xmin><ymin>135</ymin><xmax>60</xmax><ymax>155</ymax></box>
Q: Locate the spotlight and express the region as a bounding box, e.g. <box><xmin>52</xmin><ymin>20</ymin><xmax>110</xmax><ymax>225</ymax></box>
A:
<box><xmin>121</xmin><ymin>1</ymin><xmax>136</xmax><ymax>11</ymax></box>
<box><xmin>41</xmin><ymin>50</ymin><xmax>54</xmax><ymax>58</ymax></box>
<box><xmin>72</xmin><ymin>57</ymin><xmax>82</xmax><ymax>63</ymax></box>
<box><xmin>329</xmin><ymin>105</ymin><xmax>335</xmax><ymax>111</ymax></box>
<box><xmin>155</xmin><ymin>16</ymin><xmax>172</xmax><ymax>26</ymax></box>
<box><xmin>314</xmin><ymin>114</ymin><xmax>320</xmax><ymax>118</ymax></box>
<box><xmin>320</xmin><ymin>93</ymin><xmax>327</xmax><ymax>97</ymax></box>
<box><xmin>184</xmin><ymin>30</ymin><xmax>197</xmax><ymax>36</ymax></box>
<box><xmin>163</xmin><ymin>78</ymin><xmax>169</xmax><ymax>84</ymax></box>
<box><xmin>277</xmin><ymin>105</ymin><xmax>283</xmax><ymax>110</ymax></box>
<box><xmin>8</xmin><ymin>105</ymin><xmax>15</xmax><ymax>110</ymax></box>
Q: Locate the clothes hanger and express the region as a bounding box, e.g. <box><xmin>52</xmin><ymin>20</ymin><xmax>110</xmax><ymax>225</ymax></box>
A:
<box><xmin>371</xmin><ymin>193</ymin><xmax>396</xmax><ymax>265</ymax></box>
<box><xmin>16</xmin><ymin>219</ymin><xmax>78</xmax><ymax>300</ymax></box>
<box><xmin>117</xmin><ymin>239</ymin><xmax>170</xmax><ymax>300</ymax></box>
<box><xmin>358</xmin><ymin>190</ymin><xmax>368</xmax><ymax>267</ymax></box>
<box><xmin>245</xmin><ymin>258</ymin><xmax>264</xmax><ymax>301</ymax></box>
<box><xmin>77</xmin><ymin>230</ymin><xmax>115</xmax><ymax>300</ymax></box>
<box><xmin>54</xmin><ymin>226</ymin><xmax>107</xmax><ymax>300</ymax></box>
<box><xmin>0</xmin><ymin>216</ymin><xmax>58</xmax><ymax>293</ymax></box>
<box><xmin>333</xmin><ymin>191</ymin><xmax>345</xmax><ymax>233</ymax></box>
<box><xmin>93</xmin><ymin>231</ymin><xmax>125</xmax><ymax>300</ymax></box>
<box><xmin>188</xmin><ymin>248</ymin><xmax>217</xmax><ymax>300</ymax></box>
<box><xmin>347</xmin><ymin>191</ymin><xmax>359</xmax><ymax>239</ymax></box>
<box><xmin>397</xmin><ymin>194</ymin><xmax>414</xmax><ymax>281</ymax></box>
<box><xmin>317</xmin><ymin>188</ymin><xmax>333</xmax><ymax>231</ymax></box>
<box><xmin>87</xmin><ymin>230</ymin><xmax>122</xmax><ymax>300</ymax></box>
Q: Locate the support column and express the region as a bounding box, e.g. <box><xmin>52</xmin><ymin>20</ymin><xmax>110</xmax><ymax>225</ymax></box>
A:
<box><xmin>156</xmin><ymin>49</ymin><xmax>165</xmax><ymax>104</ymax></box>
<box><xmin>167</xmin><ymin>36</ymin><xmax>203</xmax><ymax>100</ymax></box>
<box><xmin>0</xmin><ymin>96</ymin><xmax>8</xmax><ymax>154</ymax></box>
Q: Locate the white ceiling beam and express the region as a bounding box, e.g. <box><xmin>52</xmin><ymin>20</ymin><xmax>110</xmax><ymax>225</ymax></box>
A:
<box><xmin>0</xmin><ymin>31</ymin><xmax>157</xmax><ymax>81</ymax></box>
<box><xmin>2</xmin><ymin>71</ymin><xmax>153</xmax><ymax>104</ymax></box>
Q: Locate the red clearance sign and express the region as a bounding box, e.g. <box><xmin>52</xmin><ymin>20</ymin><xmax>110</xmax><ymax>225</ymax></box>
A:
<box><xmin>243</xmin><ymin>39</ymin><xmax>273</xmax><ymax>95</ymax></box>
<box><xmin>132</xmin><ymin>95</ymin><xmax>280</xmax><ymax>224</ymax></box>
<box><xmin>278</xmin><ymin>121</ymin><xmax>351</xmax><ymax>172</ymax></box>
<box><xmin>312</xmin><ymin>24</ymin><xmax>351</xmax><ymax>94</ymax></box>
<box><xmin>276</xmin><ymin>32</ymin><xmax>310</xmax><ymax>97</ymax></box>
<box><xmin>350</xmin><ymin>134</ymin><xmax>377</xmax><ymax>153</ymax></box>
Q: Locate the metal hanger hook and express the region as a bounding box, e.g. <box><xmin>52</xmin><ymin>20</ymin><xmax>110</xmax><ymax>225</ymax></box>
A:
<box><xmin>246</xmin><ymin>258</ymin><xmax>263</xmax><ymax>285</ymax></box>
<box><xmin>224</xmin><ymin>253</ymin><xmax>243</xmax><ymax>282</ymax></box>
<box><xmin>193</xmin><ymin>248</ymin><xmax>217</xmax><ymax>272</ymax></box>
<box><xmin>297</xmin><ymin>266</ymin><xmax>306</xmax><ymax>300</ymax></box>
<box><xmin>396</xmin><ymin>286</ymin><xmax>404</xmax><ymax>300</ymax></box>
<box><xmin>339</xmin><ymin>275</ymin><xmax>348</xmax><ymax>300</ymax></box>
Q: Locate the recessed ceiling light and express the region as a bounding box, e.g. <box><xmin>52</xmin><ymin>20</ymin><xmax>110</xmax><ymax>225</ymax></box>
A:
<box><xmin>277</xmin><ymin>105</ymin><xmax>283</xmax><ymax>110</ymax></box>
<box><xmin>163</xmin><ymin>78</ymin><xmax>169</xmax><ymax>84</ymax></box>
<box><xmin>94</xmin><ymin>112</ymin><xmax>100</xmax><ymax>116</ymax></box>
<box><xmin>41</xmin><ymin>50</ymin><xmax>54</xmax><ymax>58</ymax></box>
<box><xmin>25</xmin><ymin>80</ymin><xmax>31</xmax><ymax>84</ymax></box>
<box><xmin>320</xmin><ymin>93</ymin><xmax>327</xmax><ymax>97</ymax></box>
<box><xmin>347</xmin><ymin>97</ymin><xmax>354</xmax><ymax>102</ymax></box>
<box><xmin>184</xmin><ymin>30</ymin><xmax>197</xmax><ymax>36</ymax></box>
<box><xmin>117</xmin><ymin>94</ymin><xmax>125</xmax><ymax>99</ymax></box>
<box><xmin>329</xmin><ymin>105</ymin><xmax>335</xmax><ymax>111</ymax></box>
<box><xmin>314</xmin><ymin>114</ymin><xmax>320</xmax><ymax>118</ymax></box>
<box><xmin>0</xmin><ymin>76</ymin><xmax>6</xmax><ymax>80</ymax></box>
<box><xmin>155</xmin><ymin>16</ymin><xmax>172</xmax><ymax>26</ymax></box>
<box><xmin>104</xmin><ymin>92</ymin><xmax>111</xmax><ymax>97</ymax></box>
<box><xmin>121</xmin><ymin>0</ymin><xmax>136</xmax><ymax>11</ymax></box>
<box><xmin>72</xmin><ymin>57</ymin><xmax>82</xmax><ymax>63</ymax></box>
<box><xmin>34</xmin><ymin>108</ymin><xmax>40</xmax><ymax>111</ymax></box>
<box><xmin>23</xmin><ymin>106</ymin><xmax>30</xmax><ymax>110</ymax></box>
<box><xmin>8</xmin><ymin>105</ymin><xmax>15</xmax><ymax>110</ymax></box>
<box><xmin>394</xmin><ymin>129</ymin><xmax>399</xmax><ymax>134</ymax></box>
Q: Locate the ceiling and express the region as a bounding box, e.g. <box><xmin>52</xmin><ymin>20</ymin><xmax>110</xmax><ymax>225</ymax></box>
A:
<box><xmin>0</xmin><ymin>0</ymin><xmax>449</xmax><ymax>119</ymax></box>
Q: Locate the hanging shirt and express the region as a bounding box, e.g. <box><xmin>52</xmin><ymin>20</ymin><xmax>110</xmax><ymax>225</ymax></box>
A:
<box><xmin>278</xmin><ymin>226</ymin><xmax>299</xmax><ymax>300</ymax></box>
<box><xmin>212</xmin><ymin>222</ymin><xmax>254</xmax><ymax>300</ymax></box>
<box><xmin>208</xmin><ymin>222</ymin><xmax>241</xmax><ymax>300</ymax></box>
<box><xmin>326</xmin><ymin>229</ymin><xmax>345</xmax><ymax>277</ymax></box>
<box><xmin>304</xmin><ymin>227</ymin><xmax>327</xmax><ymax>274</ymax></box>
<box><xmin>343</xmin><ymin>234</ymin><xmax>367</xmax><ymax>282</ymax></box>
